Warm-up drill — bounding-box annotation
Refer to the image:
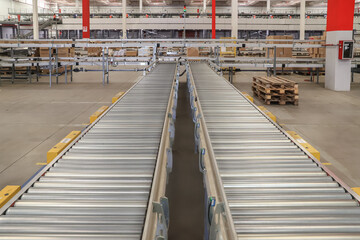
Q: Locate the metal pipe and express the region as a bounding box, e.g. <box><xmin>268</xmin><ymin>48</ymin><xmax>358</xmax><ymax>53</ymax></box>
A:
<box><xmin>32</xmin><ymin>0</ymin><xmax>39</xmax><ymax>40</ymax></box>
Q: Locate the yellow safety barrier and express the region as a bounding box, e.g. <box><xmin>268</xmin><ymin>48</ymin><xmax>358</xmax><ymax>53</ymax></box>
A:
<box><xmin>90</xmin><ymin>106</ymin><xmax>109</xmax><ymax>123</ymax></box>
<box><xmin>322</xmin><ymin>163</ymin><xmax>332</xmax><ymax>166</ymax></box>
<box><xmin>287</xmin><ymin>131</ymin><xmax>320</xmax><ymax>161</ymax></box>
<box><xmin>112</xmin><ymin>91</ymin><xmax>125</xmax><ymax>104</ymax></box>
<box><xmin>242</xmin><ymin>92</ymin><xmax>254</xmax><ymax>103</ymax></box>
<box><xmin>258</xmin><ymin>106</ymin><xmax>277</xmax><ymax>122</ymax></box>
<box><xmin>0</xmin><ymin>185</ymin><xmax>21</xmax><ymax>208</ymax></box>
<box><xmin>220</xmin><ymin>37</ymin><xmax>236</xmax><ymax>57</ymax></box>
<box><xmin>352</xmin><ymin>188</ymin><xmax>360</xmax><ymax>196</ymax></box>
<box><xmin>47</xmin><ymin>131</ymin><xmax>81</xmax><ymax>164</ymax></box>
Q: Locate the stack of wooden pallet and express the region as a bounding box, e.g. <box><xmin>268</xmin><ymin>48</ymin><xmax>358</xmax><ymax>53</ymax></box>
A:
<box><xmin>252</xmin><ymin>76</ymin><xmax>299</xmax><ymax>105</ymax></box>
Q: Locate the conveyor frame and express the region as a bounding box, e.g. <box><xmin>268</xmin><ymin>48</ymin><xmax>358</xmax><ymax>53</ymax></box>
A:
<box><xmin>187</xmin><ymin>62</ymin><xmax>360</xmax><ymax>240</ymax></box>
<box><xmin>0</xmin><ymin>62</ymin><xmax>179</xmax><ymax>240</ymax></box>
<box><xmin>186</xmin><ymin>63</ymin><xmax>237</xmax><ymax>240</ymax></box>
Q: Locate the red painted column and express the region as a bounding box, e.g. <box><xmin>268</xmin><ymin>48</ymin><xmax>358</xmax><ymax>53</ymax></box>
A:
<box><xmin>325</xmin><ymin>0</ymin><xmax>355</xmax><ymax>91</ymax></box>
<box><xmin>326</xmin><ymin>0</ymin><xmax>355</xmax><ymax>32</ymax></box>
<box><xmin>82</xmin><ymin>0</ymin><xmax>90</xmax><ymax>38</ymax></box>
<box><xmin>212</xmin><ymin>0</ymin><xmax>216</xmax><ymax>39</ymax></box>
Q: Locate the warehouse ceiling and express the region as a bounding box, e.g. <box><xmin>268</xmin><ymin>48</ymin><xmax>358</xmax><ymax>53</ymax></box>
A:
<box><xmin>45</xmin><ymin>0</ymin><xmax>327</xmax><ymax>7</ymax></box>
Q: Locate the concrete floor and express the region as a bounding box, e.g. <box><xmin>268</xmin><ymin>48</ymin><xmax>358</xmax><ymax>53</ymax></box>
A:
<box><xmin>231</xmin><ymin>72</ymin><xmax>360</xmax><ymax>188</ymax></box>
<box><xmin>0</xmin><ymin>66</ymin><xmax>359</xmax><ymax>202</ymax></box>
<box><xmin>167</xmin><ymin>80</ymin><xmax>204</xmax><ymax>240</ymax></box>
<box><xmin>0</xmin><ymin>68</ymin><xmax>141</xmax><ymax>189</ymax></box>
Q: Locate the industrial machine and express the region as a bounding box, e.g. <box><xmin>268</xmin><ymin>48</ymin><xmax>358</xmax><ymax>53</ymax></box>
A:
<box><xmin>1</xmin><ymin>58</ymin><xmax>360</xmax><ymax>239</ymax></box>
<box><xmin>187</xmin><ymin>62</ymin><xmax>360</xmax><ymax>240</ymax></box>
<box><xmin>0</xmin><ymin>63</ymin><xmax>179</xmax><ymax>240</ymax></box>
<box><xmin>339</xmin><ymin>40</ymin><xmax>354</xmax><ymax>60</ymax></box>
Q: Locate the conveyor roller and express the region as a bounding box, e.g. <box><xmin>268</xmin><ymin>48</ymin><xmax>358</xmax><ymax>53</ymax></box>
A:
<box><xmin>0</xmin><ymin>63</ymin><xmax>177</xmax><ymax>239</ymax></box>
<box><xmin>188</xmin><ymin>63</ymin><xmax>360</xmax><ymax>240</ymax></box>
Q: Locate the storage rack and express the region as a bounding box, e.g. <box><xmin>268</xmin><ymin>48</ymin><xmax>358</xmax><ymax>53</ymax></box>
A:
<box><xmin>0</xmin><ymin>39</ymin><xmax>330</xmax><ymax>85</ymax></box>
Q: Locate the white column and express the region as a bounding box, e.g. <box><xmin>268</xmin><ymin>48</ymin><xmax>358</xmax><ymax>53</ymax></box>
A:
<box><xmin>140</xmin><ymin>0</ymin><xmax>143</xmax><ymax>13</ymax></box>
<box><xmin>75</xmin><ymin>0</ymin><xmax>79</xmax><ymax>9</ymax></box>
<box><xmin>300</xmin><ymin>0</ymin><xmax>306</xmax><ymax>40</ymax></box>
<box><xmin>266</xmin><ymin>0</ymin><xmax>270</xmax><ymax>36</ymax></box>
<box><xmin>32</xmin><ymin>0</ymin><xmax>39</xmax><ymax>40</ymax></box>
<box><xmin>325</xmin><ymin>31</ymin><xmax>352</xmax><ymax>91</ymax></box>
<box><xmin>122</xmin><ymin>0</ymin><xmax>127</xmax><ymax>39</ymax></box>
<box><xmin>203</xmin><ymin>0</ymin><xmax>206</xmax><ymax>13</ymax></box>
<box><xmin>231</xmin><ymin>0</ymin><xmax>238</xmax><ymax>38</ymax></box>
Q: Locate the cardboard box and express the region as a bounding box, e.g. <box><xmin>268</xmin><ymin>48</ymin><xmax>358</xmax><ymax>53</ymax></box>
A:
<box><xmin>68</xmin><ymin>48</ymin><xmax>75</xmax><ymax>57</ymax></box>
<box><xmin>266</xmin><ymin>35</ymin><xmax>293</xmax><ymax>58</ymax></box>
<box><xmin>267</xmin><ymin>48</ymin><xmax>285</xmax><ymax>58</ymax></box>
<box><xmin>125</xmin><ymin>49</ymin><xmax>138</xmax><ymax>57</ymax></box>
<box><xmin>39</xmin><ymin>47</ymin><xmax>53</xmax><ymax>57</ymax></box>
<box><xmin>187</xmin><ymin>47</ymin><xmax>199</xmax><ymax>57</ymax></box>
<box><xmin>87</xmin><ymin>47</ymin><xmax>102</xmax><ymax>57</ymax></box>
<box><xmin>57</xmin><ymin>48</ymin><xmax>69</xmax><ymax>57</ymax></box>
<box><xmin>307</xmin><ymin>33</ymin><xmax>326</xmax><ymax>58</ymax></box>
<box><xmin>283</xmin><ymin>48</ymin><xmax>293</xmax><ymax>58</ymax></box>
<box><xmin>319</xmin><ymin>48</ymin><xmax>326</xmax><ymax>56</ymax></box>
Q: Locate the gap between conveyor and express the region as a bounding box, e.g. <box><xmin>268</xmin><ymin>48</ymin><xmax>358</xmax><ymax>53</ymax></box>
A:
<box><xmin>166</xmin><ymin>69</ymin><xmax>205</xmax><ymax>240</ymax></box>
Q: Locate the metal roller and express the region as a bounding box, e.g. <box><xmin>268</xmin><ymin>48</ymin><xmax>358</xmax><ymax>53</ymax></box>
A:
<box><xmin>0</xmin><ymin>215</ymin><xmax>144</xmax><ymax>225</ymax></box>
<box><xmin>226</xmin><ymin>193</ymin><xmax>354</xmax><ymax>200</ymax></box>
<box><xmin>190</xmin><ymin>63</ymin><xmax>360</xmax><ymax>239</ymax></box>
<box><xmin>42</xmin><ymin>172</ymin><xmax>153</xmax><ymax>178</ymax></box>
<box><xmin>0</xmin><ymin>225</ymin><xmax>142</xmax><ymax>234</ymax></box>
<box><xmin>233</xmin><ymin>216</ymin><xmax>360</xmax><ymax>225</ymax></box>
<box><xmin>230</xmin><ymin>208</ymin><xmax>360</xmax><ymax>216</ymax></box>
<box><xmin>0</xmin><ymin>235</ymin><xmax>140</xmax><ymax>240</ymax></box>
<box><xmin>0</xmin><ymin>63</ymin><xmax>176</xmax><ymax>239</ymax></box>
<box><xmin>220</xmin><ymin>172</ymin><xmax>328</xmax><ymax>177</ymax></box>
<box><xmin>38</xmin><ymin>177</ymin><xmax>152</xmax><ymax>183</ymax></box>
<box><xmin>223</xmin><ymin>187</ymin><xmax>347</xmax><ymax>194</ymax></box>
<box><xmin>21</xmin><ymin>193</ymin><xmax>149</xmax><ymax>201</ymax></box>
<box><xmin>235</xmin><ymin>225</ymin><xmax>360</xmax><ymax>234</ymax></box>
<box><xmin>236</xmin><ymin>233</ymin><xmax>360</xmax><ymax>240</ymax></box>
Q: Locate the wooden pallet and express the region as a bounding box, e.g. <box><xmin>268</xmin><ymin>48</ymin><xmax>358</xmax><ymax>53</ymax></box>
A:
<box><xmin>253</xmin><ymin>91</ymin><xmax>299</xmax><ymax>105</ymax></box>
<box><xmin>270</xmin><ymin>71</ymin><xmax>292</xmax><ymax>75</ymax></box>
<box><xmin>252</xmin><ymin>76</ymin><xmax>299</xmax><ymax>105</ymax></box>
<box><xmin>294</xmin><ymin>71</ymin><xmax>325</xmax><ymax>76</ymax></box>
<box><xmin>0</xmin><ymin>70</ymin><xmax>36</xmax><ymax>75</ymax></box>
<box><xmin>0</xmin><ymin>72</ymin><xmax>31</xmax><ymax>75</ymax></box>
<box><xmin>253</xmin><ymin>76</ymin><xmax>298</xmax><ymax>88</ymax></box>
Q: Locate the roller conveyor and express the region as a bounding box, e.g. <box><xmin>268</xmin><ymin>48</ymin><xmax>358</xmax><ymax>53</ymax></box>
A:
<box><xmin>188</xmin><ymin>63</ymin><xmax>360</xmax><ymax>240</ymax></box>
<box><xmin>0</xmin><ymin>63</ymin><xmax>177</xmax><ymax>239</ymax></box>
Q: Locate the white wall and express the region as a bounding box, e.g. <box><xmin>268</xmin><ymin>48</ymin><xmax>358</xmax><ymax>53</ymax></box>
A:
<box><xmin>0</xmin><ymin>0</ymin><xmax>35</xmax><ymax>19</ymax></box>
<box><xmin>0</xmin><ymin>0</ymin><xmax>51</xmax><ymax>19</ymax></box>
<box><xmin>0</xmin><ymin>0</ymin><xmax>14</xmax><ymax>19</ymax></box>
<box><xmin>2</xmin><ymin>27</ymin><xmax>14</xmax><ymax>39</ymax></box>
